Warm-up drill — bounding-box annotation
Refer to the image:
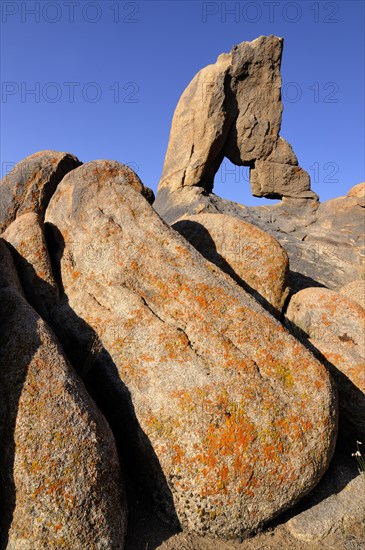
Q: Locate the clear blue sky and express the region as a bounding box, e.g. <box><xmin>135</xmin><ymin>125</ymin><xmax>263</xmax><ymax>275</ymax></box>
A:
<box><xmin>1</xmin><ymin>0</ymin><xmax>364</xmax><ymax>205</ymax></box>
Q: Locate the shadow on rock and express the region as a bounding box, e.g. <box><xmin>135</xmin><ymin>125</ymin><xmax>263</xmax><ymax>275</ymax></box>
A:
<box><xmin>173</xmin><ymin>219</ymin><xmax>283</xmax><ymax>319</ymax></box>
<box><xmin>288</xmin><ymin>271</ymin><xmax>327</xmax><ymax>294</ymax></box>
<box><xmin>0</xmin><ymin>285</ymin><xmax>41</xmax><ymax>548</ymax></box>
<box><xmin>266</xmin><ymin>448</ymin><xmax>360</xmax><ymax>532</ymax></box>
<box><xmin>5</xmin><ymin>228</ymin><xmax>181</xmax><ymax>549</ymax></box>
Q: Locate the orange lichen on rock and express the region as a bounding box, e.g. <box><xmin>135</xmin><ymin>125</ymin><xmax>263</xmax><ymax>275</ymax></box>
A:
<box><xmin>44</xmin><ymin>159</ymin><xmax>338</xmax><ymax>539</ymax></box>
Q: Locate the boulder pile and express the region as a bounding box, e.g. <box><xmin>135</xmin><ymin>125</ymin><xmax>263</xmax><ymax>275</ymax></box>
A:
<box><xmin>0</xmin><ymin>36</ymin><xmax>363</xmax><ymax>549</ymax></box>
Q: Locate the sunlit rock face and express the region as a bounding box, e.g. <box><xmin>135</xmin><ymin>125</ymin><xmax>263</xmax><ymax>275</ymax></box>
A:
<box><xmin>155</xmin><ymin>35</ymin><xmax>316</xmax><ymax>220</ymax></box>
<box><xmin>44</xmin><ymin>160</ymin><xmax>337</xmax><ymax>539</ymax></box>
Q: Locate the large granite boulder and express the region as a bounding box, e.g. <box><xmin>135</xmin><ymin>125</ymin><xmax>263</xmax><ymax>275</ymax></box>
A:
<box><xmin>45</xmin><ymin>160</ymin><xmax>337</xmax><ymax>540</ymax></box>
<box><xmin>0</xmin><ymin>250</ymin><xmax>127</xmax><ymax>549</ymax></box>
<box><xmin>0</xmin><ymin>151</ymin><xmax>155</xmax><ymax>238</ymax></box>
<box><xmin>347</xmin><ymin>181</ymin><xmax>365</xmax><ymax>205</ymax></box>
<box><xmin>172</xmin><ymin>213</ymin><xmax>289</xmax><ymax>315</ymax></box>
<box><xmin>286</xmin><ymin>287</ymin><xmax>365</xmax><ymax>443</ymax></box>
<box><xmin>155</xmin><ymin>181</ymin><xmax>364</xmax><ymax>292</ymax></box>
<box><xmin>0</xmin><ymin>150</ymin><xmax>82</xmax><ymax>233</ymax></box>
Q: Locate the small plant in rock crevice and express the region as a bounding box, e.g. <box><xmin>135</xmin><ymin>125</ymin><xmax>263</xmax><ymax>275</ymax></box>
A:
<box><xmin>352</xmin><ymin>441</ymin><xmax>365</xmax><ymax>476</ymax></box>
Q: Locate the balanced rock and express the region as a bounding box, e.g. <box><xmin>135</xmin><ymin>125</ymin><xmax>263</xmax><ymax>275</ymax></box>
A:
<box><xmin>46</xmin><ymin>160</ymin><xmax>337</xmax><ymax>539</ymax></box>
<box><xmin>0</xmin><ymin>150</ymin><xmax>81</xmax><ymax>233</ymax></box>
<box><xmin>0</xmin><ymin>274</ymin><xmax>127</xmax><ymax>548</ymax></box>
<box><xmin>286</xmin><ymin>288</ymin><xmax>365</xmax><ymax>442</ymax></box>
<box><xmin>172</xmin><ymin>213</ymin><xmax>289</xmax><ymax>314</ymax></box>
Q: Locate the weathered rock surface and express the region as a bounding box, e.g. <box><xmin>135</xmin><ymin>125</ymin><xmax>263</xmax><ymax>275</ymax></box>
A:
<box><xmin>0</xmin><ymin>150</ymin><xmax>82</xmax><ymax>233</ymax></box>
<box><xmin>2</xmin><ymin>212</ymin><xmax>59</xmax><ymax>319</ymax></box>
<box><xmin>153</xmin><ymin>39</ymin><xmax>363</xmax><ymax>292</ymax></box>
<box><xmin>139</xmin><ymin>452</ymin><xmax>365</xmax><ymax>550</ymax></box>
<box><xmin>156</xmin><ymin>36</ymin><xmax>315</xmax><ymax>204</ymax></box>
<box><xmin>250</xmin><ymin>160</ymin><xmax>312</xmax><ymax>200</ymax></box>
<box><xmin>286</xmin><ymin>453</ymin><xmax>365</xmax><ymax>543</ymax></box>
<box><xmin>348</xmin><ymin>181</ymin><xmax>365</xmax><ymax>206</ymax></box>
<box><xmin>339</xmin><ymin>280</ymin><xmax>365</xmax><ymax>310</ymax></box>
<box><xmin>158</xmin><ymin>50</ymin><xmax>233</xmax><ymax>194</ymax></box>
<box><xmin>299</xmin><ymin>191</ymin><xmax>365</xmax><ymax>286</ymax></box>
<box><xmin>155</xmin><ymin>183</ymin><xmax>364</xmax><ymax>292</ymax></box>
<box><xmin>286</xmin><ymin>288</ymin><xmax>365</xmax><ymax>357</ymax></box>
<box><xmin>309</xmin><ymin>341</ymin><xmax>365</xmax><ymax>445</ymax></box>
<box><xmin>172</xmin><ymin>213</ymin><xmax>289</xmax><ymax>314</ymax></box>
<box><xmin>286</xmin><ymin>288</ymin><xmax>365</xmax><ymax>442</ymax></box>
<box><xmin>45</xmin><ymin>160</ymin><xmax>337</xmax><ymax>539</ymax></box>
<box><xmin>0</xmin><ymin>277</ymin><xmax>127</xmax><ymax>548</ymax></box>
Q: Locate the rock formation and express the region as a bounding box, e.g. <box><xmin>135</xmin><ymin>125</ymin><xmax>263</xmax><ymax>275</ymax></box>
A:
<box><xmin>0</xmin><ymin>150</ymin><xmax>81</xmax><ymax>234</ymax></box>
<box><xmin>155</xmin><ymin>36</ymin><xmax>315</xmax><ymax>205</ymax></box>
<box><xmin>286</xmin><ymin>453</ymin><xmax>365</xmax><ymax>544</ymax></box>
<box><xmin>2</xmin><ymin>212</ymin><xmax>60</xmax><ymax>319</ymax></box>
<box><xmin>340</xmin><ymin>280</ymin><xmax>365</xmax><ymax>310</ymax></box>
<box><xmin>154</xmin><ymin>40</ymin><xmax>363</xmax><ymax>294</ymax></box>
<box><xmin>0</xmin><ymin>242</ymin><xmax>127</xmax><ymax>549</ymax></box>
<box><xmin>43</xmin><ymin>159</ymin><xmax>337</xmax><ymax>538</ymax></box>
<box><xmin>0</xmin><ymin>35</ymin><xmax>363</xmax><ymax>550</ymax></box>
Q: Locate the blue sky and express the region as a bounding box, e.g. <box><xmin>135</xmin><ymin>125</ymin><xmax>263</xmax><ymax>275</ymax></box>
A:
<box><xmin>1</xmin><ymin>0</ymin><xmax>364</xmax><ymax>205</ymax></box>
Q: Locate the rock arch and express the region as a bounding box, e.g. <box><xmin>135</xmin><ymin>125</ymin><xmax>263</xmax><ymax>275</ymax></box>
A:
<box><xmin>155</xmin><ymin>36</ymin><xmax>317</xmax><ymax>217</ymax></box>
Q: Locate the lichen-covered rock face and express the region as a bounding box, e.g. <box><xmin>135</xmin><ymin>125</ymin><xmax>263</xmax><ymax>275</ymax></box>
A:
<box><xmin>0</xmin><ymin>286</ymin><xmax>127</xmax><ymax>549</ymax></box>
<box><xmin>172</xmin><ymin>213</ymin><xmax>289</xmax><ymax>315</ymax></box>
<box><xmin>286</xmin><ymin>288</ymin><xmax>365</xmax><ymax>359</ymax></box>
<box><xmin>286</xmin><ymin>288</ymin><xmax>365</xmax><ymax>443</ymax></box>
<box><xmin>46</xmin><ymin>160</ymin><xmax>337</xmax><ymax>539</ymax></box>
<box><xmin>339</xmin><ymin>280</ymin><xmax>365</xmax><ymax>310</ymax></box>
<box><xmin>155</xmin><ymin>35</ymin><xmax>316</xmax><ymax>218</ymax></box>
<box><xmin>0</xmin><ymin>150</ymin><xmax>82</xmax><ymax>233</ymax></box>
